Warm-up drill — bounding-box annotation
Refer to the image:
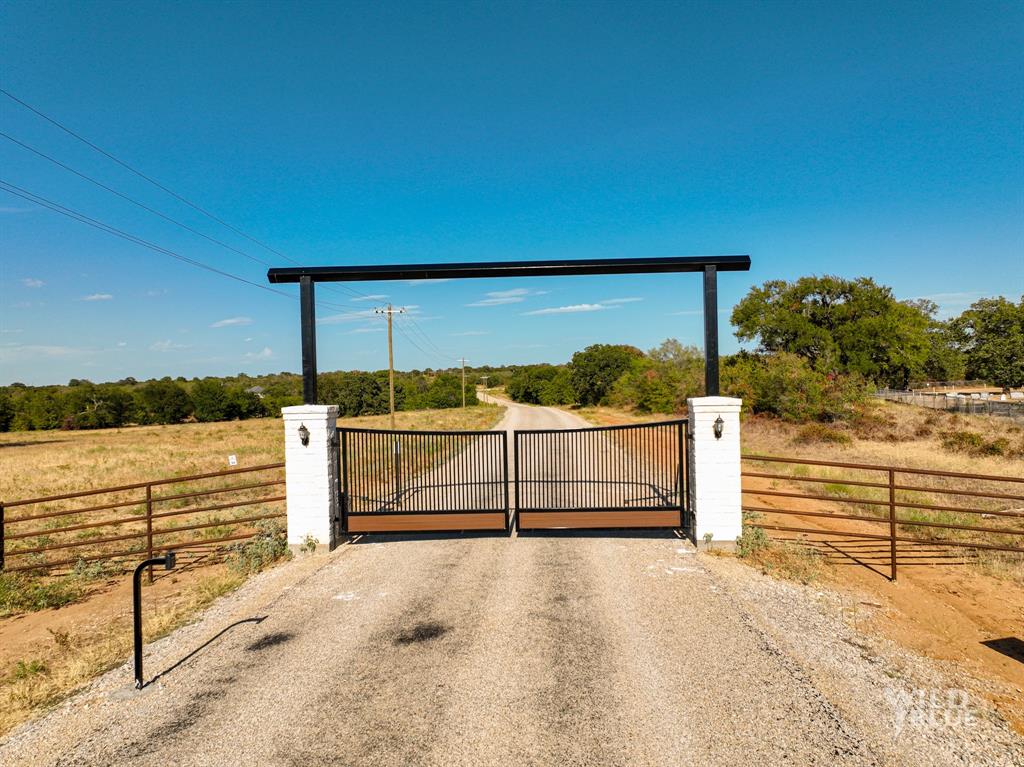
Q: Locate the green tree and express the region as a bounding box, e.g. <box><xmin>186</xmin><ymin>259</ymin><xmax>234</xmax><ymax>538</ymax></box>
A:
<box><xmin>320</xmin><ymin>372</ymin><xmax>388</xmax><ymax>416</ymax></box>
<box><xmin>950</xmin><ymin>297</ymin><xmax>1024</xmax><ymax>388</ymax></box>
<box><xmin>135</xmin><ymin>381</ymin><xmax>193</xmax><ymax>424</ymax></box>
<box><xmin>0</xmin><ymin>390</ymin><xmax>14</xmax><ymax>432</ymax></box>
<box><xmin>420</xmin><ymin>373</ymin><xmax>474</xmax><ymax>409</ymax></box>
<box><xmin>569</xmin><ymin>344</ymin><xmax>643</xmax><ymax>406</ymax></box>
<box><xmin>538</xmin><ymin>369</ymin><xmax>575</xmax><ymax>406</ymax></box>
<box><xmin>507</xmin><ymin>366</ymin><xmax>560</xmax><ymax>404</ymax></box>
<box><xmin>192</xmin><ymin>379</ymin><xmax>231</xmax><ymax>422</ymax></box>
<box><xmin>62</xmin><ymin>383</ymin><xmax>134</xmax><ymax>428</ymax></box>
<box><xmin>731</xmin><ymin>276</ymin><xmax>932</xmax><ymax>388</ymax></box>
<box><xmin>226</xmin><ymin>386</ymin><xmax>267</xmax><ymax>419</ymax></box>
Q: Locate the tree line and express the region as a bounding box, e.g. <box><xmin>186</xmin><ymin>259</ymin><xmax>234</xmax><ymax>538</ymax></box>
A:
<box><xmin>2</xmin><ymin>276</ymin><xmax>1018</xmax><ymax>432</ymax></box>
<box><xmin>505</xmin><ymin>279</ymin><xmax>1023</xmax><ymax>423</ymax></box>
<box><xmin>0</xmin><ymin>369</ymin><xmax>480</xmax><ymax>432</ymax></box>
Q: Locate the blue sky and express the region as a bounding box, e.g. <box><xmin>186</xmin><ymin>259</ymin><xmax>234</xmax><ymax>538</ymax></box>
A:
<box><xmin>1</xmin><ymin>1</ymin><xmax>1021</xmax><ymax>386</ymax></box>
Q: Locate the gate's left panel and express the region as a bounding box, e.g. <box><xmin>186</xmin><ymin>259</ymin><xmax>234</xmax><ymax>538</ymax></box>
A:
<box><xmin>341</xmin><ymin>428</ymin><xmax>509</xmax><ymax>533</ymax></box>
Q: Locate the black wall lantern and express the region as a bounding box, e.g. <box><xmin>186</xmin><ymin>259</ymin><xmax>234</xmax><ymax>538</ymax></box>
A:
<box><xmin>298</xmin><ymin>423</ymin><xmax>310</xmax><ymax>446</ymax></box>
<box><xmin>713</xmin><ymin>415</ymin><xmax>724</xmax><ymax>440</ymax></box>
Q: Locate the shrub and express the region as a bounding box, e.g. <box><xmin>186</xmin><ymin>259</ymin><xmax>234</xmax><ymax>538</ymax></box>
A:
<box><xmin>793</xmin><ymin>423</ymin><xmax>852</xmax><ymax>445</ymax></box>
<box><xmin>940</xmin><ymin>429</ymin><xmax>1009</xmax><ymax>457</ymax></box>
<box><xmin>723</xmin><ymin>352</ymin><xmax>865</xmax><ymax>423</ymax></box>
<box><xmin>228</xmin><ymin>521</ymin><xmax>290</xmax><ymax>574</ymax></box>
<box><xmin>737</xmin><ymin>523</ymin><xmax>771</xmax><ymax>559</ymax></box>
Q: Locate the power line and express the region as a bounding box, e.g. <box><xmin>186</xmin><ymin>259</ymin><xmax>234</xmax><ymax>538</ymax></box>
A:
<box><xmin>0</xmin><ymin>130</ymin><xmax>273</xmax><ymax>268</ymax></box>
<box><xmin>0</xmin><ymin>87</ymin><xmax>376</xmax><ymax>301</ymax></box>
<box><xmin>399</xmin><ymin>314</ymin><xmax>459</xmax><ymax>362</ymax></box>
<box><xmin>0</xmin><ymin>180</ymin><xmax>360</xmax><ymax>313</ymax></box>
<box><xmin>392</xmin><ymin>321</ymin><xmax>450</xmax><ymax>367</ymax></box>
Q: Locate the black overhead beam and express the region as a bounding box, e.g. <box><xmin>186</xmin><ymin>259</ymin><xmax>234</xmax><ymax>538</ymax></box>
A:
<box><xmin>267</xmin><ymin>254</ymin><xmax>750</xmax><ymax>284</ymax></box>
<box><xmin>272</xmin><ymin>255</ymin><xmax>751</xmax><ymax>403</ymax></box>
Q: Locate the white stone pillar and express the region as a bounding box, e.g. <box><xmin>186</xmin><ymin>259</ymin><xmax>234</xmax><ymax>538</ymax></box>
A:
<box><xmin>686</xmin><ymin>396</ymin><xmax>743</xmax><ymax>549</ymax></box>
<box><xmin>282</xmin><ymin>405</ymin><xmax>339</xmax><ymax>552</ymax></box>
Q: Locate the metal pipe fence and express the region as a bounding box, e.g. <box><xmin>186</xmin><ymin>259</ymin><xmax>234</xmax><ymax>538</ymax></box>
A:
<box><xmin>875</xmin><ymin>389</ymin><xmax>1024</xmax><ymax>421</ymax></box>
<box><xmin>1</xmin><ymin>462</ymin><xmax>286</xmax><ymax>578</ymax></box>
<box><xmin>741</xmin><ymin>454</ymin><xmax>1024</xmax><ymax>581</ymax></box>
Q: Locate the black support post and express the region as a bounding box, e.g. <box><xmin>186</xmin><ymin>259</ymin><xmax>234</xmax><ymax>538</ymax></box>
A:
<box><xmin>703</xmin><ymin>265</ymin><xmax>719</xmax><ymax>396</ymax></box>
<box><xmin>300</xmin><ymin>275</ymin><xmax>318</xmax><ymax>404</ymax></box>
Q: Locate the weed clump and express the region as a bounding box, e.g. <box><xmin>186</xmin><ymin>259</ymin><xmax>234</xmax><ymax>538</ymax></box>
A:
<box><xmin>0</xmin><ymin>574</ymin><xmax>83</xmax><ymax>616</ymax></box>
<box><xmin>736</xmin><ymin>516</ymin><xmax>829</xmax><ymax>584</ymax></box>
<box><xmin>228</xmin><ymin>520</ymin><xmax>289</xmax><ymax>574</ymax></box>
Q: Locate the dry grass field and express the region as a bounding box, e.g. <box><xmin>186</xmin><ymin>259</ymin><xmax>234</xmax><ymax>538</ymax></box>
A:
<box><xmin>0</xmin><ymin>405</ymin><xmax>506</xmax><ymax>503</ymax></box>
<box><xmin>0</xmin><ymin>404</ymin><xmax>504</xmax><ymax>736</ymax></box>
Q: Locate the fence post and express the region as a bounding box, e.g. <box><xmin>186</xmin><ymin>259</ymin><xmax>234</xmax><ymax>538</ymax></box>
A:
<box><xmin>0</xmin><ymin>502</ymin><xmax>5</xmax><ymax>572</ymax></box>
<box><xmin>146</xmin><ymin>484</ymin><xmax>154</xmax><ymax>584</ymax></box>
<box><xmin>888</xmin><ymin>469</ymin><xmax>897</xmax><ymax>582</ymax></box>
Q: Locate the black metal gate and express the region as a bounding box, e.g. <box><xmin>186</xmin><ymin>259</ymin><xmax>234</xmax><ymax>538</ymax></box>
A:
<box><xmin>513</xmin><ymin>420</ymin><xmax>686</xmax><ymax>531</ymax></box>
<box><xmin>340</xmin><ymin>427</ymin><xmax>509</xmax><ymax>533</ymax></box>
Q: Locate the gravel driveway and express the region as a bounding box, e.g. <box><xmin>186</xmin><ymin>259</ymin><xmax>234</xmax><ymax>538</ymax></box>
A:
<box><xmin>1</xmin><ymin>399</ymin><xmax>1020</xmax><ymax>766</ymax></box>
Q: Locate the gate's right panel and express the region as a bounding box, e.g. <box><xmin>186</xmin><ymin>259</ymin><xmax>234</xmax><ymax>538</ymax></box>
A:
<box><xmin>514</xmin><ymin>420</ymin><xmax>686</xmax><ymax>531</ymax></box>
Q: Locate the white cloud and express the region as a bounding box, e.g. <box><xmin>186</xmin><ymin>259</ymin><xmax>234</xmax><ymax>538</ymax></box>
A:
<box><xmin>450</xmin><ymin>330</ymin><xmax>489</xmax><ymax>337</ymax></box>
<box><xmin>345</xmin><ymin>326</ymin><xmax>386</xmax><ymax>335</ymax></box>
<box><xmin>351</xmin><ymin>294</ymin><xmax>389</xmax><ymax>302</ymax></box>
<box><xmin>81</xmin><ymin>293</ymin><xmax>113</xmax><ymax>301</ymax></box>
<box><xmin>245</xmin><ymin>346</ymin><xmax>273</xmax><ymax>360</ymax></box>
<box><xmin>210</xmin><ymin>316</ymin><xmax>253</xmax><ymax>328</ymax></box>
<box><xmin>150</xmin><ymin>339</ymin><xmax>191</xmax><ymax>352</ymax></box>
<box><xmin>600</xmin><ymin>297</ymin><xmax>643</xmax><ymax>305</ymax></box>
<box><xmin>0</xmin><ymin>344</ymin><xmax>89</xmax><ymax>361</ymax></box>
<box><xmin>667</xmin><ymin>309</ymin><xmax>702</xmax><ymax>316</ymax></box>
<box><xmin>1</xmin><ymin>206</ymin><xmax>35</xmax><ymax>214</ymax></box>
<box><xmin>0</xmin><ymin>328</ymin><xmax>24</xmax><ymax>334</ymax></box>
<box><xmin>467</xmin><ymin>288</ymin><xmax>549</xmax><ymax>307</ymax></box>
<box><xmin>116</xmin><ymin>341</ymin><xmax>127</xmax><ymax>347</ymax></box>
<box><xmin>244</xmin><ymin>337</ymin><xmax>254</xmax><ymax>342</ymax></box>
<box><xmin>405</xmin><ymin>278</ymin><xmax>450</xmax><ymax>285</ymax></box>
<box><xmin>22</xmin><ymin>278</ymin><xmax>44</xmax><ymax>288</ymax></box>
<box><xmin>523</xmin><ymin>303</ymin><xmax>617</xmax><ymax>316</ymax></box>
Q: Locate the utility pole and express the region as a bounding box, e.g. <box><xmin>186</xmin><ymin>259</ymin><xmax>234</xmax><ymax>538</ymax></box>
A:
<box><xmin>375</xmin><ymin>304</ymin><xmax>406</xmax><ymax>429</ymax></box>
<box><xmin>459</xmin><ymin>357</ymin><xmax>468</xmax><ymax>408</ymax></box>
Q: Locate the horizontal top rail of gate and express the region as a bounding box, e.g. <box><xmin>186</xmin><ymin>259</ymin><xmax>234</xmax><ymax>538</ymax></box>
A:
<box><xmin>1</xmin><ymin>462</ymin><xmax>286</xmax><ymax>575</ymax></box>
<box><xmin>513</xmin><ymin>418</ymin><xmax>687</xmax><ymax>435</ymax></box>
<box><xmin>340</xmin><ymin>426</ymin><xmax>507</xmax><ymax>437</ymax></box>
<box><xmin>741</xmin><ymin>453</ymin><xmax>1024</xmax><ymax>580</ymax></box>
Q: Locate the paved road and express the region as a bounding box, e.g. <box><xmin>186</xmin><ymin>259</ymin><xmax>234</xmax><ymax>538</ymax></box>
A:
<box><xmin>3</xmin><ymin>399</ymin><xmax>1017</xmax><ymax>766</ymax></box>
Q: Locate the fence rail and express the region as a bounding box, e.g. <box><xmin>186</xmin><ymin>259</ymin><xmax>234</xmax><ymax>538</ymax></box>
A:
<box><xmin>875</xmin><ymin>389</ymin><xmax>1024</xmax><ymax>421</ymax></box>
<box><xmin>741</xmin><ymin>454</ymin><xmax>1024</xmax><ymax>581</ymax></box>
<box><xmin>1</xmin><ymin>462</ymin><xmax>286</xmax><ymax>578</ymax></box>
